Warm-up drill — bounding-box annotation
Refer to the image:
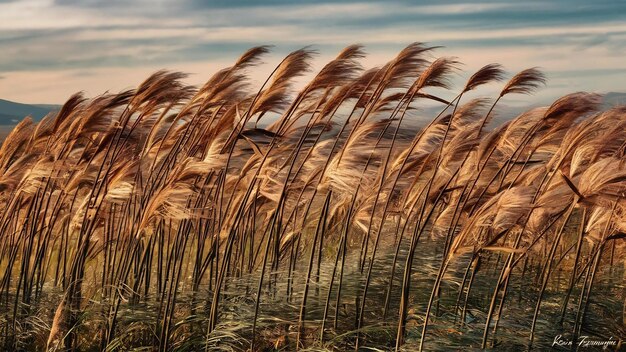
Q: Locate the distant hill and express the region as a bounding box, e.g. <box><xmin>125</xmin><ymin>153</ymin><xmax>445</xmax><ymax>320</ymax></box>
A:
<box><xmin>0</xmin><ymin>99</ymin><xmax>61</xmax><ymax>125</ymax></box>
<box><xmin>1</xmin><ymin>92</ymin><xmax>625</xmax><ymax>128</ymax></box>
<box><xmin>603</xmin><ymin>92</ymin><xmax>626</xmax><ymax>107</ymax></box>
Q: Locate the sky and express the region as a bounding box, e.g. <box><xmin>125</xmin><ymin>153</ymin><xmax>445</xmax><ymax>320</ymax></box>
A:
<box><xmin>1</xmin><ymin>0</ymin><xmax>625</xmax><ymax>104</ymax></box>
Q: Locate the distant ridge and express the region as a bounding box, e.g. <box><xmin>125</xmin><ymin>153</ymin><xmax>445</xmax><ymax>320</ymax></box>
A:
<box><xmin>1</xmin><ymin>92</ymin><xmax>624</xmax><ymax>127</ymax></box>
<box><xmin>603</xmin><ymin>92</ymin><xmax>626</xmax><ymax>107</ymax></box>
<box><xmin>0</xmin><ymin>99</ymin><xmax>61</xmax><ymax>125</ymax></box>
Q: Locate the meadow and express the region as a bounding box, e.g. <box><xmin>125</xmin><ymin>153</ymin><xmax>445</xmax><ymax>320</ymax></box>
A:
<box><xmin>0</xmin><ymin>44</ymin><xmax>624</xmax><ymax>351</ymax></box>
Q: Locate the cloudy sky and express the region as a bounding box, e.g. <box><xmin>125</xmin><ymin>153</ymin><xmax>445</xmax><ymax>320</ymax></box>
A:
<box><xmin>1</xmin><ymin>0</ymin><xmax>625</xmax><ymax>104</ymax></box>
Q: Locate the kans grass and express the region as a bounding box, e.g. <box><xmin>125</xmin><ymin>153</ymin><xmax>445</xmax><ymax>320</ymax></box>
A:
<box><xmin>0</xmin><ymin>44</ymin><xmax>624</xmax><ymax>351</ymax></box>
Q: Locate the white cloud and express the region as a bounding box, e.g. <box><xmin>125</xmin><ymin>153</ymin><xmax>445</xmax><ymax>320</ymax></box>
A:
<box><xmin>0</xmin><ymin>0</ymin><xmax>624</xmax><ymax>103</ymax></box>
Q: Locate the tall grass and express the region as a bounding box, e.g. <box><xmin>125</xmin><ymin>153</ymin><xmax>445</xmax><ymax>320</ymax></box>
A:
<box><xmin>0</xmin><ymin>43</ymin><xmax>624</xmax><ymax>351</ymax></box>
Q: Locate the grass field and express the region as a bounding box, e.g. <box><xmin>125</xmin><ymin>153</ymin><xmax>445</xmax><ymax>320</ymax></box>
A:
<box><xmin>0</xmin><ymin>44</ymin><xmax>624</xmax><ymax>351</ymax></box>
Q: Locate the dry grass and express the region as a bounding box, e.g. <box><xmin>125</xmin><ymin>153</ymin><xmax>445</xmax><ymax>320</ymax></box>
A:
<box><xmin>0</xmin><ymin>44</ymin><xmax>624</xmax><ymax>351</ymax></box>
